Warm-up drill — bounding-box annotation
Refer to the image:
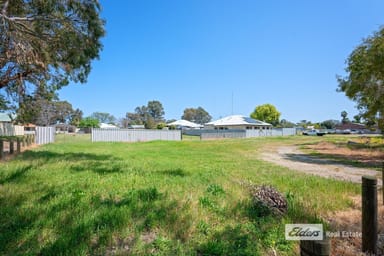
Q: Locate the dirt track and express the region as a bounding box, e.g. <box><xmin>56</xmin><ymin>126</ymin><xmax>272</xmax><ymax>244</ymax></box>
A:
<box><xmin>260</xmin><ymin>145</ymin><xmax>382</xmax><ymax>185</ymax></box>
<box><xmin>261</xmin><ymin>144</ymin><xmax>384</xmax><ymax>255</ymax></box>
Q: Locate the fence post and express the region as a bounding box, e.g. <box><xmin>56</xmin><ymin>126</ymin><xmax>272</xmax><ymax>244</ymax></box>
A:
<box><xmin>9</xmin><ymin>139</ymin><xmax>14</xmax><ymax>154</ymax></box>
<box><xmin>17</xmin><ymin>138</ymin><xmax>21</xmax><ymax>154</ymax></box>
<box><xmin>300</xmin><ymin>238</ymin><xmax>330</xmax><ymax>256</ymax></box>
<box><xmin>0</xmin><ymin>139</ymin><xmax>3</xmax><ymax>160</ymax></box>
<box><xmin>362</xmin><ymin>175</ymin><xmax>377</xmax><ymax>255</ymax></box>
<box><xmin>382</xmin><ymin>161</ymin><xmax>384</xmax><ymax>206</ymax></box>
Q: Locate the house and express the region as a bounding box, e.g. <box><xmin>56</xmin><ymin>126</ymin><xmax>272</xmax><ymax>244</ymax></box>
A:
<box><xmin>335</xmin><ymin>123</ymin><xmax>379</xmax><ymax>134</ymax></box>
<box><xmin>100</xmin><ymin>123</ymin><xmax>119</xmax><ymax>129</ymax></box>
<box><xmin>128</xmin><ymin>124</ymin><xmax>145</xmax><ymax>129</ymax></box>
<box><xmin>0</xmin><ymin>113</ymin><xmax>12</xmax><ymax>123</ymax></box>
<box><xmin>54</xmin><ymin>123</ymin><xmax>77</xmax><ymax>133</ymax></box>
<box><xmin>205</xmin><ymin>115</ymin><xmax>272</xmax><ymax>130</ymax></box>
<box><xmin>167</xmin><ymin>119</ymin><xmax>203</xmax><ymax>129</ymax></box>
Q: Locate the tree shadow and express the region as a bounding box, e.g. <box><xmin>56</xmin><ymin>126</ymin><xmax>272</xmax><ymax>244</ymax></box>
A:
<box><xmin>21</xmin><ymin>150</ymin><xmax>121</xmax><ymax>162</ymax></box>
<box><xmin>283</xmin><ymin>152</ymin><xmax>381</xmax><ymax>169</ymax></box>
<box><xmin>69</xmin><ymin>160</ymin><xmax>125</xmax><ymax>175</ymax></box>
<box><xmin>0</xmin><ymin>165</ymin><xmax>33</xmax><ymax>184</ymax></box>
<box><xmin>196</xmin><ymin>224</ymin><xmax>261</xmax><ymax>255</ymax></box>
<box><xmin>0</xmin><ymin>192</ymin><xmax>39</xmax><ymax>255</ymax></box>
<box><xmin>158</xmin><ymin>168</ymin><xmax>188</xmax><ymax>177</ymax></box>
<box><xmin>0</xmin><ymin>186</ymin><xmax>193</xmax><ymax>255</ymax></box>
<box><xmin>18</xmin><ymin>150</ymin><xmax>127</xmax><ymax>175</ymax></box>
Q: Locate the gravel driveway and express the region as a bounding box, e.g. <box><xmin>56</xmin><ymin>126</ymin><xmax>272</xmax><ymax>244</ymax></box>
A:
<box><xmin>261</xmin><ymin>146</ymin><xmax>382</xmax><ymax>185</ymax></box>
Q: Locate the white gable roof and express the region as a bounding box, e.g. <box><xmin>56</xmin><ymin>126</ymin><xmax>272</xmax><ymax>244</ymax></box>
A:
<box><xmin>100</xmin><ymin>123</ymin><xmax>118</xmax><ymax>129</ymax></box>
<box><xmin>206</xmin><ymin>115</ymin><xmax>271</xmax><ymax>126</ymax></box>
<box><xmin>168</xmin><ymin>119</ymin><xmax>203</xmax><ymax>128</ymax></box>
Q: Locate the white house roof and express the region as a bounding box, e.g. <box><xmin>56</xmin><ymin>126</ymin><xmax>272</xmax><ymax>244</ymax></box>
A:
<box><xmin>206</xmin><ymin>115</ymin><xmax>272</xmax><ymax>126</ymax></box>
<box><xmin>100</xmin><ymin>123</ymin><xmax>118</xmax><ymax>129</ymax></box>
<box><xmin>0</xmin><ymin>113</ymin><xmax>13</xmax><ymax>122</ymax></box>
<box><xmin>168</xmin><ymin>119</ymin><xmax>203</xmax><ymax>128</ymax></box>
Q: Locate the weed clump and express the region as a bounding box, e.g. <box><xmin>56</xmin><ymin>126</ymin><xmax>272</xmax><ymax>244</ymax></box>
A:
<box><xmin>249</xmin><ymin>184</ymin><xmax>287</xmax><ymax>216</ymax></box>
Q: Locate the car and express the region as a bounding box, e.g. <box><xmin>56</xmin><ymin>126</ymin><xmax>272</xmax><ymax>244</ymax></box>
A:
<box><xmin>302</xmin><ymin>129</ymin><xmax>326</xmax><ymax>136</ymax></box>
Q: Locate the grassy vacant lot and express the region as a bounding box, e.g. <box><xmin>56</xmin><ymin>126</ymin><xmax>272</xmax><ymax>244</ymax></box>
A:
<box><xmin>0</xmin><ymin>134</ymin><xmax>362</xmax><ymax>255</ymax></box>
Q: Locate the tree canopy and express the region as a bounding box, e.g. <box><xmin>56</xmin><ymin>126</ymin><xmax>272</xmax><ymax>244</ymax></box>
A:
<box><xmin>0</xmin><ymin>0</ymin><xmax>105</xmax><ymax>105</ymax></box>
<box><xmin>250</xmin><ymin>103</ymin><xmax>281</xmax><ymax>126</ymax></box>
<box><xmin>181</xmin><ymin>107</ymin><xmax>212</xmax><ymax>124</ymax></box>
<box><xmin>123</xmin><ymin>100</ymin><xmax>165</xmax><ymax>129</ymax></box>
<box><xmin>17</xmin><ymin>93</ymin><xmax>82</xmax><ymax>126</ymax></box>
<box><xmin>340</xmin><ymin>110</ymin><xmax>350</xmax><ymax>124</ymax></box>
<box><xmin>338</xmin><ymin>27</ymin><xmax>384</xmax><ymax>131</ymax></box>
<box><xmin>90</xmin><ymin>112</ymin><xmax>116</xmax><ymax>124</ymax></box>
<box><xmin>79</xmin><ymin>117</ymin><xmax>99</xmax><ymax>128</ymax></box>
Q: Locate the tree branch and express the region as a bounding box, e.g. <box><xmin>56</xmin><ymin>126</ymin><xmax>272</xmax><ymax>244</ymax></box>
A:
<box><xmin>0</xmin><ymin>70</ymin><xmax>32</xmax><ymax>89</ymax></box>
<box><xmin>1</xmin><ymin>1</ymin><xmax>8</xmax><ymax>16</ymax></box>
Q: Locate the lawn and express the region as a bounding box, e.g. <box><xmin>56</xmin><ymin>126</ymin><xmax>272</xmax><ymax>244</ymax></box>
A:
<box><xmin>0</xmin><ymin>134</ymin><xmax>361</xmax><ymax>255</ymax></box>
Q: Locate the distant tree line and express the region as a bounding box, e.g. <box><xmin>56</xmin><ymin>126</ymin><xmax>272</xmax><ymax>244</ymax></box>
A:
<box><xmin>1</xmin><ymin>94</ymin><xmax>380</xmax><ymax>130</ymax></box>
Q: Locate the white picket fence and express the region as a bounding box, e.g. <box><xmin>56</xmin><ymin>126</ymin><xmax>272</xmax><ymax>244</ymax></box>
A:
<box><xmin>0</xmin><ymin>123</ymin><xmax>55</xmax><ymax>145</ymax></box>
<box><xmin>246</xmin><ymin>128</ymin><xmax>297</xmax><ymax>137</ymax></box>
<box><xmin>199</xmin><ymin>128</ymin><xmax>297</xmax><ymax>140</ymax></box>
<box><xmin>0</xmin><ymin>123</ymin><xmax>24</xmax><ymax>136</ymax></box>
<box><xmin>92</xmin><ymin>129</ymin><xmax>182</xmax><ymax>142</ymax></box>
<box><xmin>35</xmin><ymin>127</ymin><xmax>55</xmax><ymax>145</ymax></box>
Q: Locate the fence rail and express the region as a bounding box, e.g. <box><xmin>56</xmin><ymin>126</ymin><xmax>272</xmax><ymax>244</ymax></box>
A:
<box><xmin>92</xmin><ymin>129</ymin><xmax>182</xmax><ymax>142</ymax></box>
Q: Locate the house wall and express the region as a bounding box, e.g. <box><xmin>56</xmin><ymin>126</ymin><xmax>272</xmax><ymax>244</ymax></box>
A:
<box><xmin>211</xmin><ymin>125</ymin><xmax>271</xmax><ymax>130</ymax></box>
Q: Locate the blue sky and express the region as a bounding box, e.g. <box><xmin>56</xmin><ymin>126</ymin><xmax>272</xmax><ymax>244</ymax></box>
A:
<box><xmin>59</xmin><ymin>0</ymin><xmax>384</xmax><ymax>123</ymax></box>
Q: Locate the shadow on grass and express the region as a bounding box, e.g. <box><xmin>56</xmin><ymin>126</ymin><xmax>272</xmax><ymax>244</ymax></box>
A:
<box><xmin>0</xmin><ymin>165</ymin><xmax>33</xmax><ymax>184</ymax></box>
<box><xmin>20</xmin><ymin>150</ymin><xmax>128</xmax><ymax>175</ymax></box>
<box><xmin>197</xmin><ymin>200</ymin><xmax>293</xmax><ymax>255</ymax></box>
<box><xmin>0</xmin><ymin>186</ymin><xmax>193</xmax><ymax>255</ymax></box>
<box><xmin>21</xmin><ymin>150</ymin><xmax>121</xmax><ymax>162</ymax></box>
<box><xmin>284</xmin><ymin>152</ymin><xmax>382</xmax><ymax>169</ymax></box>
<box><xmin>197</xmin><ymin>225</ymin><xmax>261</xmax><ymax>255</ymax></box>
<box><xmin>158</xmin><ymin>168</ymin><xmax>188</xmax><ymax>177</ymax></box>
<box><xmin>69</xmin><ymin>160</ymin><xmax>126</xmax><ymax>175</ymax></box>
<box><xmin>0</xmin><ymin>192</ymin><xmax>40</xmax><ymax>255</ymax></box>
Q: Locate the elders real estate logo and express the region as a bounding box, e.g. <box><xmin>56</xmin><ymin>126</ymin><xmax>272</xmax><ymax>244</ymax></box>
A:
<box><xmin>285</xmin><ymin>224</ymin><xmax>323</xmax><ymax>240</ymax></box>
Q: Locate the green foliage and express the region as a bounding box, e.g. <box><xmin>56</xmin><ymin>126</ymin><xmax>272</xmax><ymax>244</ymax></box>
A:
<box><xmin>0</xmin><ymin>94</ymin><xmax>10</xmax><ymax>112</ymax></box>
<box><xmin>147</xmin><ymin>100</ymin><xmax>165</xmax><ymax>122</ymax></box>
<box><xmin>125</xmin><ymin>100</ymin><xmax>165</xmax><ymax>129</ymax></box>
<box><xmin>278</xmin><ymin>119</ymin><xmax>296</xmax><ymax>128</ymax></box>
<box><xmin>338</xmin><ymin>27</ymin><xmax>384</xmax><ymax>131</ymax></box>
<box><xmin>78</xmin><ymin>117</ymin><xmax>99</xmax><ymax>128</ymax></box>
<box><xmin>156</xmin><ymin>123</ymin><xmax>167</xmax><ymax>129</ymax></box>
<box><xmin>182</xmin><ymin>106</ymin><xmax>212</xmax><ymax>124</ymax></box>
<box><xmin>250</xmin><ymin>104</ymin><xmax>281</xmax><ymax>126</ymax></box>
<box><xmin>341</xmin><ymin>110</ymin><xmax>350</xmax><ymax>124</ymax></box>
<box><xmin>320</xmin><ymin>119</ymin><xmax>340</xmax><ymax>129</ymax></box>
<box><xmin>206</xmin><ymin>184</ymin><xmax>225</xmax><ymax>196</ymax></box>
<box><xmin>16</xmin><ymin>85</ymin><xmax>81</xmax><ymax>125</ymax></box>
<box><xmin>90</xmin><ymin>112</ymin><xmax>116</xmax><ymax>124</ymax></box>
<box><xmin>0</xmin><ymin>0</ymin><xmax>105</xmax><ymax>107</ymax></box>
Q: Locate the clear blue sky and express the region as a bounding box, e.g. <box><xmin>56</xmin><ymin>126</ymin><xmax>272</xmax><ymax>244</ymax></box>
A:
<box><xmin>59</xmin><ymin>0</ymin><xmax>384</xmax><ymax>123</ymax></box>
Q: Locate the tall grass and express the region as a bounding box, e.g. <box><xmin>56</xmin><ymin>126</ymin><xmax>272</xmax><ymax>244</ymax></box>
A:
<box><xmin>0</xmin><ymin>135</ymin><xmax>360</xmax><ymax>255</ymax></box>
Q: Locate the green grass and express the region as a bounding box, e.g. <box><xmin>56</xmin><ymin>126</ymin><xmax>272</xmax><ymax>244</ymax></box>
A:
<box><xmin>0</xmin><ymin>135</ymin><xmax>360</xmax><ymax>255</ymax></box>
